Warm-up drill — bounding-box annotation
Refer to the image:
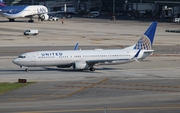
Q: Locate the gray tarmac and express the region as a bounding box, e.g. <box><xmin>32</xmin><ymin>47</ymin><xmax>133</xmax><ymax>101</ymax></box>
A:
<box><xmin>0</xmin><ymin>16</ymin><xmax>180</xmax><ymax>113</ymax></box>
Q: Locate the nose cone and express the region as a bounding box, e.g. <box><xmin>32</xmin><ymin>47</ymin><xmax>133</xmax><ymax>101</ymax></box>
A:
<box><xmin>12</xmin><ymin>58</ymin><xmax>19</xmax><ymax>65</ymax></box>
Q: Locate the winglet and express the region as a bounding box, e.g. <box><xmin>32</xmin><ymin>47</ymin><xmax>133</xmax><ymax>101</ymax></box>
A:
<box><xmin>73</xmin><ymin>43</ymin><xmax>79</xmax><ymax>50</ymax></box>
<box><xmin>133</xmin><ymin>49</ymin><xmax>141</xmax><ymax>63</ymax></box>
<box><xmin>134</xmin><ymin>49</ymin><xmax>141</xmax><ymax>58</ymax></box>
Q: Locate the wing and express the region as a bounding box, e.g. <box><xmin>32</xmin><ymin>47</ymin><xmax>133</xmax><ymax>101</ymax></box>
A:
<box><xmin>86</xmin><ymin>59</ymin><xmax>132</xmax><ymax>65</ymax></box>
<box><xmin>86</xmin><ymin>49</ymin><xmax>142</xmax><ymax>65</ymax></box>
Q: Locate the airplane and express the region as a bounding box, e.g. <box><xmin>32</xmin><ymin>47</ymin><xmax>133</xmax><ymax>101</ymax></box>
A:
<box><xmin>0</xmin><ymin>0</ymin><xmax>66</xmax><ymax>22</ymax></box>
<box><xmin>12</xmin><ymin>22</ymin><xmax>158</xmax><ymax>72</ymax></box>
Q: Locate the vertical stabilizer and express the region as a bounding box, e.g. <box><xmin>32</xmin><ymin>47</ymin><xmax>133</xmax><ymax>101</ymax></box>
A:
<box><xmin>133</xmin><ymin>22</ymin><xmax>158</xmax><ymax>50</ymax></box>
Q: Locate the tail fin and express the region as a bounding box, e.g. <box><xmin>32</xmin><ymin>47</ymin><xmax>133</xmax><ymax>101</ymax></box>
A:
<box><xmin>133</xmin><ymin>21</ymin><xmax>158</xmax><ymax>50</ymax></box>
<box><xmin>0</xmin><ymin>0</ymin><xmax>5</xmax><ymax>9</ymax></box>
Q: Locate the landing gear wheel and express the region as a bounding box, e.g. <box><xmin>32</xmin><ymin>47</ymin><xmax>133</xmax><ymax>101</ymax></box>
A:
<box><xmin>90</xmin><ymin>67</ymin><xmax>95</xmax><ymax>71</ymax></box>
<box><xmin>28</xmin><ymin>20</ymin><xmax>34</xmax><ymax>23</ymax></box>
<box><xmin>25</xmin><ymin>68</ymin><xmax>29</xmax><ymax>72</ymax></box>
<box><xmin>9</xmin><ymin>18</ymin><xmax>15</xmax><ymax>22</ymax></box>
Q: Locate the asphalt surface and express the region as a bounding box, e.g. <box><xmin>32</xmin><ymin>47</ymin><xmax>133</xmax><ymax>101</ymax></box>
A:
<box><xmin>0</xmin><ymin>56</ymin><xmax>180</xmax><ymax>113</ymax></box>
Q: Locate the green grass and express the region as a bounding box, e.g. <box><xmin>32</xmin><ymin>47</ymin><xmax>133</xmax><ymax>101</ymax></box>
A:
<box><xmin>0</xmin><ymin>82</ymin><xmax>34</xmax><ymax>94</ymax></box>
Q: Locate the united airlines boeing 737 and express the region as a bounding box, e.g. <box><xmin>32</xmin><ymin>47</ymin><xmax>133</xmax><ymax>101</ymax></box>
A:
<box><xmin>13</xmin><ymin>22</ymin><xmax>158</xmax><ymax>71</ymax></box>
<box><xmin>0</xmin><ymin>0</ymin><xmax>66</xmax><ymax>22</ymax></box>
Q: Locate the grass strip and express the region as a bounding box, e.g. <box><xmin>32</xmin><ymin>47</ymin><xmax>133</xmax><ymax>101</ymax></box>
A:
<box><xmin>0</xmin><ymin>82</ymin><xmax>34</xmax><ymax>94</ymax></box>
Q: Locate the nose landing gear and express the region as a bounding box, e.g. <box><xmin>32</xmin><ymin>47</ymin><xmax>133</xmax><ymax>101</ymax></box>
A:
<box><xmin>25</xmin><ymin>68</ymin><xmax>29</xmax><ymax>72</ymax></box>
<box><xmin>20</xmin><ymin>66</ymin><xmax>29</xmax><ymax>72</ymax></box>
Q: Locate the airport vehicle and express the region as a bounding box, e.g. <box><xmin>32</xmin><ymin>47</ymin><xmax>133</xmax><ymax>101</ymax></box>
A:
<box><xmin>174</xmin><ymin>18</ymin><xmax>180</xmax><ymax>23</ymax></box>
<box><xmin>24</xmin><ymin>30</ymin><xmax>38</xmax><ymax>36</ymax></box>
<box><xmin>13</xmin><ymin>22</ymin><xmax>158</xmax><ymax>72</ymax></box>
<box><xmin>83</xmin><ymin>11</ymin><xmax>100</xmax><ymax>18</ymax></box>
<box><xmin>0</xmin><ymin>0</ymin><xmax>66</xmax><ymax>22</ymax></box>
<box><xmin>82</xmin><ymin>14</ymin><xmax>90</xmax><ymax>18</ymax></box>
<box><xmin>90</xmin><ymin>11</ymin><xmax>100</xmax><ymax>18</ymax></box>
<box><xmin>49</xmin><ymin>16</ymin><xmax>59</xmax><ymax>21</ymax></box>
<box><xmin>65</xmin><ymin>14</ymin><xmax>72</xmax><ymax>18</ymax></box>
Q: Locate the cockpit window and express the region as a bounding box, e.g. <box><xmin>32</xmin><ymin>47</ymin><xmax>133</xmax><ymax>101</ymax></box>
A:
<box><xmin>18</xmin><ymin>56</ymin><xmax>26</xmax><ymax>58</ymax></box>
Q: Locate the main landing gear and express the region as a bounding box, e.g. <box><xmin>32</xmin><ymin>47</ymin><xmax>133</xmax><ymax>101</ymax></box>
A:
<box><xmin>8</xmin><ymin>18</ymin><xmax>15</xmax><ymax>22</ymax></box>
<box><xmin>89</xmin><ymin>67</ymin><xmax>95</xmax><ymax>71</ymax></box>
<box><xmin>28</xmin><ymin>16</ymin><xmax>34</xmax><ymax>23</ymax></box>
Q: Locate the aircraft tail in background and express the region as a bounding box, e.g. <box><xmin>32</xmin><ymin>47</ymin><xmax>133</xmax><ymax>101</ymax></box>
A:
<box><xmin>0</xmin><ymin>0</ymin><xmax>5</xmax><ymax>9</ymax></box>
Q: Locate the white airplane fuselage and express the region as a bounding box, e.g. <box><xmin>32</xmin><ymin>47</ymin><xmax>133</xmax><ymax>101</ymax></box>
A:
<box><xmin>1</xmin><ymin>5</ymin><xmax>48</xmax><ymax>18</ymax></box>
<box><xmin>13</xmin><ymin>49</ymin><xmax>153</xmax><ymax>67</ymax></box>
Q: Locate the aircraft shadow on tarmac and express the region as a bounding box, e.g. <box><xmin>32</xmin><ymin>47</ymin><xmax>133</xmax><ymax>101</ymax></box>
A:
<box><xmin>0</xmin><ymin>67</ymin><xmax>122</xmax><ymax>73</ymax></box>
<box><xmin>0</xmin><ymin>20</ymin><xmax>38</xmax><ymax>23</ymax></box>
<box><xmin>43</xmin><ymin>67</ymin><xmax>121</xmax><ymax>72</ymax></box>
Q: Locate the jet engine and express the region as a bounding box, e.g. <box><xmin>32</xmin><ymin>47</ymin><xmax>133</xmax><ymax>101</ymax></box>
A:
<box><xmin>73</xmin><ymin>61</ymin><xmax>88</xmax><ymax>70</ymax></box>
<box><xmin>57</xmin><ymin>64</ymin><xmax>72</xmax><ymax>68</ymax></box>
<box><xmin>39</xmin><ymin>14</ymin><xmax>49</xmax><ymax>21</ymax></box>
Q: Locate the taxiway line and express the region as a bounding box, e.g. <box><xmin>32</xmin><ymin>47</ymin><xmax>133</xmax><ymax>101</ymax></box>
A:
<box><xmin>18</xmin><ymin>105</ymin><xmax>180</xmax><ymax>113</ymax></box>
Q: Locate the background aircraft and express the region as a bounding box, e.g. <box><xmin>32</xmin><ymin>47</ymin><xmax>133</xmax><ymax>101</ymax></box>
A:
<box><xmin>0</xmin><ymin>0</ymin><xmax>66</xmax><ymax>22</ymax></box>
<box><xmin>13</xmin><ymin>22</ymin><xmax>158</xmax><ymax>71</ymax></box>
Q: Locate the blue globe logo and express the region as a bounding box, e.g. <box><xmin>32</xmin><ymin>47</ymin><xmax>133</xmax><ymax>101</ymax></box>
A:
<box><xmin>134</xmin><ymin>35</ymin><xmax>151</xmax><ymax>50</ymax></box>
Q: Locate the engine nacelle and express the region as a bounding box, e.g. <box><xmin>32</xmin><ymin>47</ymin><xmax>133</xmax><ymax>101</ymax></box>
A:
<box><xmin>39</xmin><ymin>14</ymin><xmax>49</xmax><ymax>21</ymax></box>
<box><xmin>57</xmin><ymin>64</ymin><xmax>72</xmax><ymax>68</ymax></box>
<box><xmin>73</xmin><ymin>61</ymin><xmax>88</xmax><ymax>70</ymax></box>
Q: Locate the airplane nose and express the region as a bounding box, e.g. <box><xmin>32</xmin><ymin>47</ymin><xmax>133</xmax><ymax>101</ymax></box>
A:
<box><xmin>12</xmin><ymin>58</ymin><xmax>18</xmax><ymax>64</ymax></box>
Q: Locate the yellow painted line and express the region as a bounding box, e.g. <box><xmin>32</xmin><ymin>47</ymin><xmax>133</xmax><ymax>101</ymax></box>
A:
<box><xmin>58</xmin><ymin>86</ymin><xmax>180</xmax><ymax>92</ymax></box>
<box><xmin>67</xmin><ymin>82</ymin><xmax>92</xmax><ymax>84</ymax></box>
<box><xmin>67</xmin><ymin>82</ymin><xmax>180</xmax><ymax>88</ymax></box>
<box><xmin>47</xmin><ymin>87</ymin><xmax>82</xmax><ymax>90</ymax></box>
<box><xmin>10</xmin><ymin>98</ymin><xmax>38</xmax><ymax>101</ymax></box>
<box><xmin>19</xmin><ymin>106</ymin><xmax>180</xmax><ymax>113</ymax></box>
<box><xmin>32</xmin><ymin>95</ymin><xmax>67</xmax><ymax>97</ymax></box>
<box><xmin>9</xmin><ymin>78</ymin><xmax>109</xmax><ymax>101</ymax></box>
<box><xmin>66</xmin><ymin>78</ymin><xmax>109</xmax><ymax>97</ymax></box>
<box><xmin>114</xmin><ymin>88</ymin><xmax>180</xmax><ymax>92</ymax></box>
